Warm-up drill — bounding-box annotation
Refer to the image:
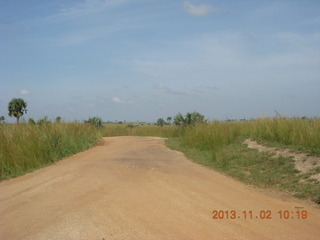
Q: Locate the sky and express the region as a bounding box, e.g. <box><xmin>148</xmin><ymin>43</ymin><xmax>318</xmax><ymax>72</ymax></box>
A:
<box><xmin>1</xmin><ymin>0</ymin><xmax>319</xmax><ymax>122</ymax></box>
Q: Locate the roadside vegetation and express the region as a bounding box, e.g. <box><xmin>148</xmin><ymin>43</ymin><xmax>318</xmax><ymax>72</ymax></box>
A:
<box><xmin>0</xmin><ymin>122</ymin><xmax>101</xmax><ymax>180</ymax></box>
<box><xmin>164</xmin><ymin>117</ymin><xmax>320</xmax><ymax>204</ymax></box>
<box><xmin>1</xmin><ymin>97</ymin><xmax>319</xmax><ymax>203</ymax></box>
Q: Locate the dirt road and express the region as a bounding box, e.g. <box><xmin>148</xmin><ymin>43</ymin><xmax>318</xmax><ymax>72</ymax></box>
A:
<box><xmin>1</xmin><ymin>136</ymin><xmax>320</xmax><ymax>240</ymax></box>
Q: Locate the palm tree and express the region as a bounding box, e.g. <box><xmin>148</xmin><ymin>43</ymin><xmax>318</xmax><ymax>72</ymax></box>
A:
<box><xmin>173</xmin><ymin>113</ymin><xmax>185</xmax><ymax>126</ymax></box>
<box><xmin>8</xmin><ymin>98</ymin><xmax>27</xmax><ymax>123</ymax></box>
<box><xmin>173</xmin><ymin>112</ymin><xmax>206</xmax><ymax>126</ymax></box>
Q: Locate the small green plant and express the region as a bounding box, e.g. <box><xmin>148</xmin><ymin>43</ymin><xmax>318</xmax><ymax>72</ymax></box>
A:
<box><xmin>28</xmin><ymin>118</ymin><xmax>36</xmax><ymax>124</ymax></box>
<box><xmin>37</xmin><ymin>116</ymin><xmax>51</xmax><ymax>125</ymax></box>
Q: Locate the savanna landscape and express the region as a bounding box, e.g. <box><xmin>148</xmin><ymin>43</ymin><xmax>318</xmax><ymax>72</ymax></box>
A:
<box><xmin>1</xmin><ymin>0</ymin><xmax>320</xmax><ymax>239</ymax></box>
<box><xmin>1</xmin><ymin>98</ymin><xmax>320</xmax><ymax>239</ymax></box>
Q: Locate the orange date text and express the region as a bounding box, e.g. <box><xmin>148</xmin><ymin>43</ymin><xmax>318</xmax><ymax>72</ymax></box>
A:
<box><xmin>212</xmin><ymin>210</ymin><xmax>308</xmax><ymax>220</ymax></box>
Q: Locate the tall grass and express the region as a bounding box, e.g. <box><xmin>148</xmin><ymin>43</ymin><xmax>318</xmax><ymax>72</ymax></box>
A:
<box><xmin>172</xmin><ymin>118</ymin><xmax>320</xmax><ymax>156</ymax></box>
<box><xmin>0</xmin><ymin>123</ymin><xmax>101</xmax><ymax>180</ymax></box>
<box><xmin>177</xmin><ymin>122</ymin><xmax>241</xmax><ymax>151</ymax></box>
<box><xmin>246</xmin><ymin>118</ymin><xmax>320</xmax><ymax>155</ymax></box>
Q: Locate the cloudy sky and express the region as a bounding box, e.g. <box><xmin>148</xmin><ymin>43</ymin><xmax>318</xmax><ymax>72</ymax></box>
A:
<box><xmin>1</xmin><ymin>0</ymin><xmax>319</xmax><ymax>122</ymax></box>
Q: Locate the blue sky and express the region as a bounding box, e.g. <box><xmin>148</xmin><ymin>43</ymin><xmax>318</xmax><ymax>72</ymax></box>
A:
<box><xmin>1</xmin><ymin>0</ymin><xmax>319</xmax><ymax>122</ymax></box>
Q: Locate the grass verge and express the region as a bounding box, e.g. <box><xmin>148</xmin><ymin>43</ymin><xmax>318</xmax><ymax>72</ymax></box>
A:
<box><xmin>0</xmin><ymin>123</ymin><xmax>101</xmax><ymax>180</ymax></box>
<box><xmin>166</xmin><ymin>137</ymin><xmax>320</xmax><ymax>204</ymax></box>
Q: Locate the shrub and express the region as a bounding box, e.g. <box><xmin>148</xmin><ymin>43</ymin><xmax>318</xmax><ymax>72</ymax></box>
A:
<box><xmin>156</xmin><ymin>118</ymin><xmax>166</xmax><ymax>127</ymax></box>
<box><xmin>85</xmin><ymin>117</ymin><xmax>103</xmax><ymax>128</ymax></box>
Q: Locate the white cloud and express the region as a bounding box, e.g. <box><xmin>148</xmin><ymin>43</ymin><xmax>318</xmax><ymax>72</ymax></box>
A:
<box><xmin>112</xmin><ymin>97</ymin><xmax>124</xmax><ymax>104</ymax></box>
<box><xmin>183</xmin><ymin>1</ymin><xmax>215</xmax><ymax>16</ymax></box>
<box><xmin>19</xmin><ymin>89</ymin><xmax>31</xmax><ymax>95</ymax></box>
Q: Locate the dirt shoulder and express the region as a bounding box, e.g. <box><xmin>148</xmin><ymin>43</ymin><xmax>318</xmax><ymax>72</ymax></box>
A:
<box><xmin>1</xmin><ymin>136</ymin><xmax>320</xmax><ymax>240</ymax></box>
<box><xmin>244</xmin><ymin>139</ymin><xmax>320</xmax><ymax>181</ymax></box>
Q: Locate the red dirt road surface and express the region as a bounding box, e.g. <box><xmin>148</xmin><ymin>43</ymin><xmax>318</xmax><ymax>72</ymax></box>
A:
<box><xmin>1</xmin><ymin>136</ymin><xmax>320</xmax><ymax>240</ymax></box>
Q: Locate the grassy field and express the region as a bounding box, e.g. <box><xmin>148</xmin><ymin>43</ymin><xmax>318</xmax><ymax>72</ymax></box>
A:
<box><xmin>1</xmin><ymin>117</ymin><xmax>319</xmax><ymax>203</ymax></box>
<box><xmin>0</xmin><ymin>123</ymin><xmax>101</xmax><ymax>180</ymax></box>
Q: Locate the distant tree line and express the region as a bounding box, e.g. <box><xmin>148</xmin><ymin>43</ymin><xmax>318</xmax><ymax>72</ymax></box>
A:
<box><xmin>0</xmin><ymin>98</ymin><xmax>105</xmax><ymax>127</ymax></box>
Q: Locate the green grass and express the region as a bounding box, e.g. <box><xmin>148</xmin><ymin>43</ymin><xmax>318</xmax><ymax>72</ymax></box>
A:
<box><xmin>1</xmin><ymin>117</ymin><xmax>319</xmax><ymax>203</ymax></box>
<box><xmin>0</xmin><ymin>123</ymin><xmax>101</xmax><ymax>180</ymax></box>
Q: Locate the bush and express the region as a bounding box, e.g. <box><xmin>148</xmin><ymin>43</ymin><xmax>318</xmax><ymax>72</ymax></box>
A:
<box><xmin>85</xmin><ymin>117</ymin><xmax>103</xmax><ymax>128</ymax></box>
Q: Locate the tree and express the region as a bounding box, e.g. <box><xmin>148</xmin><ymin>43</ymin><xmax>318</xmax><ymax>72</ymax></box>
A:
<box><xmin>156</xmin><ymin>118</ymin><xmax>165</xmax><ymax>127</ymax></box>
<box><xmin>173</xmin><ymin>112</ymin><xmax>206</xmax><ymax>126</ymax></box>
<box><xmin>173</xmin><ymin>113</ymin><xmax>185</xmax><ymax>126</ymax></box>
<box><xmin>8</xmin><ymin>98</ymin><xmax>27</xmax><ymax>123</ymax></box>
<box><xmin>0</xmin><ymin>116</ymin><xmax>5</xmax><ymax>123</ymax></box>
<box><xmin>189</xmin><ymin>111</ymin><xmax>206</xmax><ymax>124</ymax></box>
<box><xmin>167</xmin><ymin>116</ymin><xmax>172</xmax><ymax>124</ymax></box>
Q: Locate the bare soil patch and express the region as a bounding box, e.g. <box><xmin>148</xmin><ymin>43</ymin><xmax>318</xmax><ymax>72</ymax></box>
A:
<box><xmin>244</xmin><ymin>139</ymin><xmax>320</xmax><ymax>181</ymax></box>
